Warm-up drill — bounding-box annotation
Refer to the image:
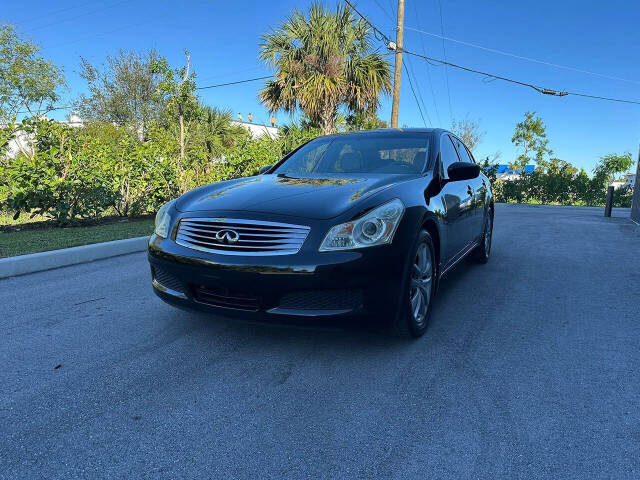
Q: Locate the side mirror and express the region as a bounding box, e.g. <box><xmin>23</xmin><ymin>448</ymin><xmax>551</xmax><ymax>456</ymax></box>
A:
<box><xmin>259</xmin><ymin>165</ymin><xmax>273</xmax><ymax>174</ymax></box>
<box><xmin>447</xmin><ymin>162</ymin><xmax>480</xmax><ymax>181</ymax></box>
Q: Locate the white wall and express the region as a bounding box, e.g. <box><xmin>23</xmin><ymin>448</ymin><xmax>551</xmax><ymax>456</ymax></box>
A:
<box><xmin>231</xmin><ymin>121</ymin><xmax>279</xmax><ymax>139</ymax></box>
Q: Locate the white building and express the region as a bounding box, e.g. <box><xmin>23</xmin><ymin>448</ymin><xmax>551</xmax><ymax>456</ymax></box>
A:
<box><xmin>495</xmin><ymin>164</ymin><xmax>536</xmax><ymax>181</ymax></box>
<box><xmin>623</xmin><ymin>172</ymin><xmax>636</xmax><ymax>188</ymax></box>
<box><xmin>5</xmin><ymin>129</ymin><xmax>32</xmax><ymax>159</ymax></box>
<box><xmin>4</xmin><ymin>115</ymin><xmax>280</xmax><ymax>159</ymax></box>
<box><xmin>231</xmin><ymin>121</ymin><xmax>278</xmax><ymax>139</ymax></box>
<box><xmin>4</xmin><ymin>112</ymin><xmax>84</xmax><ymax>159</ymax></box>
<box><xmin>611</xmin><ymin>172</ymin><xmax>636</xmax><ymax>190</ymax></box>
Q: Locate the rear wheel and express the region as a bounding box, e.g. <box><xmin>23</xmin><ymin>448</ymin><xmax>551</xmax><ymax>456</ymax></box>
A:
<box><xmin>471</xmin><ymin>209</ymin><xmax>493</xmax><ymax>263</ymax></box>
<box><xmin>391</xmin><ymin>230</ymin><xmax>435</xmax><ymax>338</ymax></box>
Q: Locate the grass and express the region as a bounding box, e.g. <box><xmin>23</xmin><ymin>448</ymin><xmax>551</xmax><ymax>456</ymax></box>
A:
<box><xmin>0</xmin><ymin>211</ymin><xmax>50</xmax><ymax>226</ymax></box>
<box><xmin>0</xmin><ymin>218</ymin><xmax>155</xmax><ymax>258</ymax></box>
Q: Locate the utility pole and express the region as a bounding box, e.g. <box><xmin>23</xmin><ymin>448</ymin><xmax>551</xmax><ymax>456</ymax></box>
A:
<box><xmin>631</xmin><ymin>143</ymin><xmax>640</xmax><ymax>223</ymax></box>
<box><xmin>390</xmin><ymin>0</ymin><xmax>405</xmax><ymax>128</ymax></box>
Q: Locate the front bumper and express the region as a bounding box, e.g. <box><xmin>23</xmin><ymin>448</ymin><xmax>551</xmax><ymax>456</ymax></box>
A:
<box><xmin>147</xmin><ymin>231</ymin><xmax>409</xmax><ymax>323</ymax></box>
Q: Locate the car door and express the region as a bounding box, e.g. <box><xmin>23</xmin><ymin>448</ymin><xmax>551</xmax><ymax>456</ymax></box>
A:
<box><xmin>465</xmin><ymin>145</ymin><xmax>489</xmax><ymax>241</ymax></box>
<box><xmin>451</xmin><ymin>136</ymin><xmax>484</xmax><ymax>241</ymax></box>
<box><xmin>438</xmin><ymin>134</ymin><xmax>474</xmax><ymax>262</ymax></box>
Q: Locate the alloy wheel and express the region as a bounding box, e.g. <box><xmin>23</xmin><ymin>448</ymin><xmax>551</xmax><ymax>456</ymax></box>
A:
<box><xmin>484</xmin><ymin>214</ymin><xmax>493</xmax><ymax>257</ymax></box>
<box><xmin>409</xmin><ymin>243</ymin><xmax>433</xmax><ymax>326</ymax></box>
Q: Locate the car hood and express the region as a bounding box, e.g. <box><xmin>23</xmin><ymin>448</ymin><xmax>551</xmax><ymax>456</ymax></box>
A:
<box><xmin>175</xmin><ymin>173</ymin><xmax>418</xmax><ymax>220</ymax></box>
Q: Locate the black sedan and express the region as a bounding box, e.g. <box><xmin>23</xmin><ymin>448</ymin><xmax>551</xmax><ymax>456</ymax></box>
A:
<box><xmin>148</xmin><ymin>128</ymin><xmax>493</xmax><ymax>337</ymax></box>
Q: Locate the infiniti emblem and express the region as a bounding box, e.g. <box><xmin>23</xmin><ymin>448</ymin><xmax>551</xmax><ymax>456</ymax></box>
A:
<box><xmin>215</xmin><ymin>229</ymin><xmax>240</xmax><ymax>244</ymax></box>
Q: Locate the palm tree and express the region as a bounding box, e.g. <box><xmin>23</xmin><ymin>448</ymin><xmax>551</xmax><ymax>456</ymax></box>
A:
<box><xmin>259</xmin><ymin>2</ymin><xmax>392</xmax><ymax>135</ymax></box>
<box><xmin>200</xmin><ymin>105</ymin><xmax>246</xmax><ymax>158</ymax></box>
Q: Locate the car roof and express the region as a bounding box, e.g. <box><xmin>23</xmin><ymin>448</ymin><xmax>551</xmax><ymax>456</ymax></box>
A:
<box><xmin>317</xmin><ymin>128</ymin><xmax>449</xmax><ymax>140</ymax></box>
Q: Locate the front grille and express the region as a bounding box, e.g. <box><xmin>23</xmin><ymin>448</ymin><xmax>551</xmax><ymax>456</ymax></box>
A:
<box><xmin>152</xmin><ymin>267</ymin><xmax>184</xmax><ymax>293</ymax></box>
<box><xmin>192</xmin><ymin>285</ymin><xmax>260</xmax><ymax>311</ymax></box>
<box><xmin>278</xmin><ymin>289</ymin><xmax>363</xmax><ymax>311</ymax></box>
<box><xmin>175</xmin><ymin>218</ymin><xmax>310</xmax><ymax>256</ymax></box>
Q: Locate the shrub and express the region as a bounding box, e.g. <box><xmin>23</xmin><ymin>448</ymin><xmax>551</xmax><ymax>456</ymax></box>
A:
<box><xmin>3</xmin><ymin>114</ymin><xmax>632</xmax><ymax>225</ymax></box>
<box><xmin>490</xmin><ymin>169</ymin><xmax>634</xmax><ymax>207</ymax></box>
<box><xmin>4</xmin><ymin>151</ymin><xmax>117</xmax><ymax>222</ymax></box>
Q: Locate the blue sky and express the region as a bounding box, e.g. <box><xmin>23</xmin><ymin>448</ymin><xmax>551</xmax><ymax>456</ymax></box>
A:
<box><xmin>4</xmin><ymin>0</ymin><xmax>639</xmax><ymax>171</ymax></box>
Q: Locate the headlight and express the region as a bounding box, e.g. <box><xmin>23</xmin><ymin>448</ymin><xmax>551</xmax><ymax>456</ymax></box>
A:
<box><xmin>154</xmin><ymin>199</ymin><xmax>176</xmax><ymax>238</ymax></box>
<box><xmin>319</xmin><ymin>199</ymin><xmax>405</xmax><ymax>252</ymax></box>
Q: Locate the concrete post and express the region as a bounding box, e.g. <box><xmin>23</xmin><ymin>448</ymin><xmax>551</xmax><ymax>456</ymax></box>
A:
<box><xmin>605</xmin><ymin>186</ymin><xmax>614</xmax><ymax>217</ymax></box>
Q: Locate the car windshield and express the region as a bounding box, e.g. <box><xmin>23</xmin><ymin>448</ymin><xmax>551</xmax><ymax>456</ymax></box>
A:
<box><xmin>273</xmin><ymin>134</ymin><xmax>429</xmax><ymax>175</ymax></box>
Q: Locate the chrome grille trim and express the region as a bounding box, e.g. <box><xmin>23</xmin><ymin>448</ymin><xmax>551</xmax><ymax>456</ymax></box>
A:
<box><xmin>175</xmin><ymin>218</ymin><xmax>310</xmax><ymax>256</ymax></box>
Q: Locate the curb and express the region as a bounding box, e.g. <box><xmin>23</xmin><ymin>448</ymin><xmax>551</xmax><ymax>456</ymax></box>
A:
<box><xmin>0</xmin><ymin>236</ymin><xmax>149</xmax><ymax>279</ymax></box>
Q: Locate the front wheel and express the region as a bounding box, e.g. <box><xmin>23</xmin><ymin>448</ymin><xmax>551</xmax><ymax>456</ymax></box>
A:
<box><xmin>390</xmin><ymin>230</ymin><xmax>436</xmax><ymax>338</ymax></box>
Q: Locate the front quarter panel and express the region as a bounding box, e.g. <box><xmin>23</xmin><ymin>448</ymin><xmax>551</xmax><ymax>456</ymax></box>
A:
<box><xmin>360</xmin><ymin>173</ymin><xmax>445</xmax><ymax>267</ymax></box>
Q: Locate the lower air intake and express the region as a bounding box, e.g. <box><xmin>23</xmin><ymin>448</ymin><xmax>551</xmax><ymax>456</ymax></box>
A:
<box><xmin>192</xmin><ymin>285</ymin><xmax>260</xmax><ymax>312</ymax></box>
<box><xmin>278</xmin><ymin>289</ymin><xmax>363</xmax><ymax>311</ymax></box>
<box><xmin>152</xmin><ymin>267</ymin><xmax>184</xmax><ymax>293</ymax></box>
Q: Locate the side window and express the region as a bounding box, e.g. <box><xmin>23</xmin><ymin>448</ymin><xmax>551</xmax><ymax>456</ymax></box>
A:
<box><xmin>465</xmin><ymin>145</ymin><xmax>476</xmax><ymax>164</ymax></box>
<box><xmin>439</xmin><ymin>134</ymin><xmax>460</xmax><ymax>178</ymax></box>
<box><xmin>451</xmin><ymin>136</ymin><xmax>473</xmax><ymax>164</ymax></box>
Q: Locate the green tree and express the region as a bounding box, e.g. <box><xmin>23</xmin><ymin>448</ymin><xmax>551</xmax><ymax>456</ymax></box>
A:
<box><xmin>151</xmin><ymin>51</ymin><xmax>199</xmax><ymax>172</ymax></box>
<box><xmin>539</xmin><ymin>158</ymin><xmax>578</xmax><ymax>204</ymax></box>
<box><xmin>259</xmin><ymin>2</ymin><xmax>392</xmax><ymax>135</ymax></box>
<box><xmin>76</xmin><ymin>49</ymin><xmax>164</xmax><ymax>139</ymax></box>
<box><xmin>451</xmin><ymin>116</ymin><xmax>484</xmax><ymax>152</ymax></box>
<box><xmin>198</xmin><ymin>105</ymin><xmax>247</xmax><ymax>158</ymax></box>
<box><xmin>0</xmin><ymin>25</ymin><xmax>65</xmax><ymax>153</ymax></box>
<box><xmin>584</xmin><ymin>152</ymin><xmax>634</xmax><ymax>206</ymax></box>
<box><xmin>478</xmin><ymin>155</ymin><xmax>499</xmax><ymax>184</ymax></box>
<box><xmin>593</xmin><ymin>152</ymin><xmax>633</xmax><ymax>183</ymax></box>
<box><xmin>511</xmin><ymin>111</ymin><xmax>552</xmax><ymax>171</ymax></box>
<box><xmin>343</xmin><ymin>111</ymin><xmax>388</xmax><ymax>131</ymax></box>
<box><xmin>278</xmin><ymin>121</ymin><xmax>320</xmax><ymax>155</ymax></box>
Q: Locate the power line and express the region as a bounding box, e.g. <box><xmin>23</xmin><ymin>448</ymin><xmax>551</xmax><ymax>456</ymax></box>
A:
<box><xmin>386</xmin><ymin>0</ymin><xmax>397</xmax><ymax>21</ymax></box>
<box><xmin>370</xmin><ymin>0</ymin><xmax>429</xmax><ymax>126</ymax></box>
<box><xmin>402</xmin><ymin>60</ymin><xmax>428</xmax><ymax>127</ymax></box>
<box><xmin>12</xmin><ymin>1</ymin><xmax>96</xmax><ymax>25</ymax></box>
<box><xmin>26</xmin><ymin>0</ymin><xmax>133</xmax><ymax>33</ymax></box>
<box><xmin>196</xmin><ymin>76</ymin><xmax>272</xmax><ymax>90</ymax></box>
<box><xmin>565</xmin><ymin>91</ymin><xmax>640</xmax><ymax>105</ymax></box>
<box><xmin>406</xmin><ymin>57</ymin><xmax>433</xmax><ymax>126</ymax></box>
<box><xmin>372</xmin><ymin>0</ymin><xmax>394</xmax><ymax>21</ymax></box>
<box><xmin>405</xmin><ymin>26</ymin><xmax>640</xmax><ymax>85</ymax></box>
<box><xmin>15</xmin><ymin>76</ymin><xmax>275</xmax><ymax>114</ymax></box>
<box><xmin>16</xmin><ymin>75</ymin><xmax>273</xmax><ymax>115</ymax></box>
<box><xmin>43</xmin><ymin>13</ymin><xmax>170</xmax><ymax>50</ymax></box>
<box><xmin>412</xmin><ymin>1</ymin><xmax>441</xmax><ymax>125</ymax></box>
<box><xmin>437</xmin><ymin>0</ymin><xmax>453</xmax><ymax>121</ymax></box>
<box><xmin>344</xmin><ymin>0</ymin><xmax>640</xmax><ymax>106</ymax></box>
<box><xmin>403</xmin><ymin>50</ymin><xmax>640</xmax><ymax>105</ymax></box>
<box><xmin>406</xmin><ymin>56</ymin><xmax>432</xmax><ymax>125</ymax></box>
<box><xmin>197</xmin><ymin>66</ymin><xmax>267</xmax><ymax>84</ymax></box>
<box><xmin>345</xmin><ymin>0</ymin><xmax>392</xmax><ymax>42</ymax></box>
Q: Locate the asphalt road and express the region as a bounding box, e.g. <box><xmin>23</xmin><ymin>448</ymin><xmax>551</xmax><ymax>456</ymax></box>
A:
<box><xmin>2</xmin><ymin>204</ymin><xmax>639</xmax><ymax>479</ymax></box>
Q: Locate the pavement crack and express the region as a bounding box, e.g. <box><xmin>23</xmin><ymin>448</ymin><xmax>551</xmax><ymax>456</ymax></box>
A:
<box><xmin>73</xmin><ymin>297</ymin><xmax>105</xmax><ymax>306</ymax></box>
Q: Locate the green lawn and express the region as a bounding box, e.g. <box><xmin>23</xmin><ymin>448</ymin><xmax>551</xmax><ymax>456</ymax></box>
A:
<box><xmin>0</xmin><ymin>219</ymin><xmax>155</xmax><ymax>258</ymax></box>
<box><xmin>0</xmin><ymin>211</ymin><xmax>50</xmax><ymax>226</ymax></box>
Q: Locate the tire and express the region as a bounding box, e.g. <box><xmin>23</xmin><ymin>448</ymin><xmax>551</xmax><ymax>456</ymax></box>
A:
<box><xmin>471</xmin><ymin>208</ymin><xmax>493</xmax><ymax>264</ymax></box>
<box><xmin>390</xmin><ymin>230</ymin><xmax>436</xmax><ymax>338</ymax></box>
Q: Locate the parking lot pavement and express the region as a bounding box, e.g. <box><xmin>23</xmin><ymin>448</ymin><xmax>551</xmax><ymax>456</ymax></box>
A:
<box><xmin>1</xmin><ymin>203</ymin><xmax>639</xmax><ymax>479</ymax></box>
